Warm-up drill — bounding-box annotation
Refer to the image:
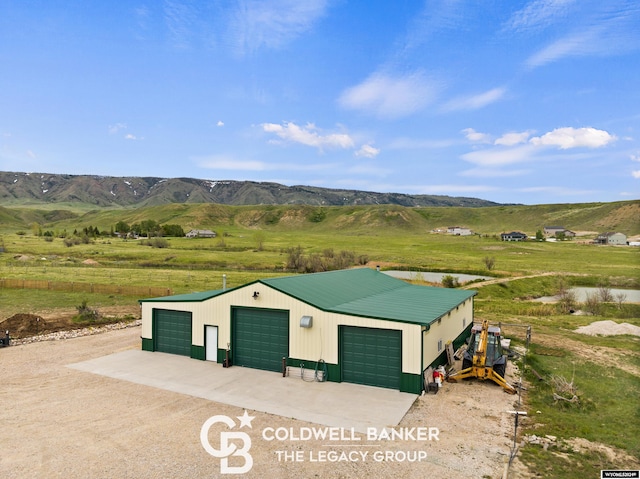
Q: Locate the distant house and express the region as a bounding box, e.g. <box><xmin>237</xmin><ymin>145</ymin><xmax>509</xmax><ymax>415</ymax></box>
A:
<box><xmin>594</xmin><ymin>232</ymin><xmax>627</xmax><ymax>246</ymax></box>
<box><xmin>186</xmin><ymin>229</ymin><xmax>216</xmax><ymax>238</ymax></box>
<box><xmin>501</xmin><ymin>231</ymin><xmax>527</xmax><ymax>242</ymax></box>
<box><xmin>543</xmin><ymin>226</ymin><xmax>575</xmax><ymax>239</ymax></box>
<box><xmin>543</xmin><ymin>226</ymin><xmax>564</xmax><ymax>236</ymax></box>
<box><xmin>447</xmin><ymin>226</ymin><xmax>473</xmax><ymax>236</ymax></box>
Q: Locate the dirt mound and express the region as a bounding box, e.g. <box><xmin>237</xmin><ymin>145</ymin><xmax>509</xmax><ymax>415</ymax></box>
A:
<box><xmin>0</xmin><ymin>313</ymin><xmax>76</xmax><ymax>339</ymax></box>
<box><xmin>575</xmin><ymin>320</ymin><xmax>640</xmax><ymax>337</ymax></box>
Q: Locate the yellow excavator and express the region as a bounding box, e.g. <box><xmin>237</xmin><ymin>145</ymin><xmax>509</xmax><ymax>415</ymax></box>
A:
<box><xmin>447</xmin><ymin>319</ymin><xmax>517</xmax><ymax>394</ymax></box>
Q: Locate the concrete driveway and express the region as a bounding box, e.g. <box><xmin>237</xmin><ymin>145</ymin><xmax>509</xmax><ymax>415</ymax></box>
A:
<box><xmin>68</xmin><ymin>350</ymin><xmax>417</xmax><ymax>433</ymax></box>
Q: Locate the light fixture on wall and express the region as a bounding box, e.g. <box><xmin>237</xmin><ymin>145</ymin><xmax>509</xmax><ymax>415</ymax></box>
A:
<box><xmin>252</xmin><ymin>291</ymin><xmax>260</xmax><ymax>300</ymax></box>
<box><xmin>300</xmin><ymin>315</ymin><xmax>313</xmax><ymax>328</ymax></box>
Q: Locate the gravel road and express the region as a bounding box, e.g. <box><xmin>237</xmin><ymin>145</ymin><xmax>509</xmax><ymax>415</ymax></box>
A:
<box><xmin>1</xmin><ymin>326</ymin><xmax>522</xmax><ymax>478</ymax></box>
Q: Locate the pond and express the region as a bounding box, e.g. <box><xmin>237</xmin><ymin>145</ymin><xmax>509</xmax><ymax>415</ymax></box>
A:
<box><xmin>534</xmin><ymin>287</ymin><xmax>640</xmax><ymax>304</ymax></box>
<box><xmin>383</xmin><ymin>271</ymin><xmax>491</xmax><ymax>284</ymax></box>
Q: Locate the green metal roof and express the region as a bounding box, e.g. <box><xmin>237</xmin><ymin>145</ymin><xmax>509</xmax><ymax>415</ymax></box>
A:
<box><xmin>261</xmin><ymin>268</ymin><xmax>475</xmax><ymax>326</ymax></box>
<box><xmin>141</xmin><ymin>268</ymin><xmax>476</xmax><ymax>326</ymax></box>
<box><xmin>140</xmin><ymin>289</ymin><xmax>226</xmax><ymax>303</ymax></box>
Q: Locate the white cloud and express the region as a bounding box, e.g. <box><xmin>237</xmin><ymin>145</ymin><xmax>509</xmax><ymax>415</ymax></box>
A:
<box><xmin>229</xmin><ymin>0</ymin><xmax>328</xmax><ymax>54</ymax></box>
<box><xmin>495</xmin><ymin>131</ymin><xmax>533</xmax><ymax>146</ymax></box>
<box><xmin>504</xmin><ymin>0</ymin><xmax>576</xmax><ymax>33</ymax></box>
<box><xmin>262</xmin><ymin>122</ymin><xmax>354</xmax><ymax>150</ymax></box>
<box><xmin>461</xmin><ymin>144</ymin><xmax>536</xmax><ymax>167</ymax></box>
<box><xmin>355</xmin><ymin>144</ymin><xmax>380</xmax><ymax>159</ymax></box>
<box><xmin>217</xmin><ymin>121</ymin><xmax>224</xmax><ymax>127</ymax></box>
<box><xmin>338</xmin><ymin>72</ymin><xmax>440</xmax><ymax>119</ymax></box>
<box><xmin>631</xmin><ymin>152</ymin><xmax>640</xmax><ymax>162</ymax></box>
<box><xmin>26</xmin><ymin>150</ymin><xmax>36</xmax><ymax>159</ymax></box>
<box><xmin>442</xmin><ymin>87</ymin><xmax>505</xmax><ymax>112</ymax></box>
<box><xmin>523</xmin><ymin>2</ymin><xmax>640</xmax><ymax>69</ymax></box>
<box><xmin>632</xmin><ymin>170</ymin><xmax>640</xmax><ymax>179</ymax></box>
<box><xmin>163</xmin><ymin>0</ymin><xmax>197</xmax><ymax>49</ymax></box>
<box><xmin>108</xmin><ymin>123</ymin><xmax>127</xmax><ymax>135</ymax></box>
<box><xmin>525</xmin><ymin>29</ymin><xmax>599</xmax><ymax>68</ymax></box>
<box><xmin>197</xmin><ymin>154</ymin><xmax>337</xmax><ymax>172</ymax></box>
<box><xmin>462</xmin><ymin>128</ymin><xmax>492</xmax><ymax>144</ymax></box>
<box><xmin>124</xmin><ymin>134</ymin><xmax>140</xmax><ymax>140</ymax></box>
<box><xmin>460</xmin><ymin>127</ymin><xmax>615</xmax><ymax>171</ymax></box>
<box><xmin>529</xmin><ymin>127</ymin><xmax>616</xmax><ymax>149</ymax></box>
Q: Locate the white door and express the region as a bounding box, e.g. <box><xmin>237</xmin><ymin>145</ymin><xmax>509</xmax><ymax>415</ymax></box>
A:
<box><xmin>205</xmin><ymin>326</ymin><xmax>218</xmax><ymax>362</ymax></box>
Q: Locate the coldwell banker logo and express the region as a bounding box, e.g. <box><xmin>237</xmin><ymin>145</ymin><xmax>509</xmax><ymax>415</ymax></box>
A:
<box><xmin>200</xmin><ymin>411</ymin><xmax>255</xmax><ymax>474</ymax></box>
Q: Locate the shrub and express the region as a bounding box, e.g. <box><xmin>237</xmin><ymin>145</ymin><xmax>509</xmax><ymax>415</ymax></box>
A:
<box><xmin>74</xmin><ymin>300</ymin><xmax>100</xmax><ymax>322</ymax></box>
<box><xmin>441</xmin><ymin>275</ymin><xmax>460</xmax><ymax>288</ymax></box>
<box><xmin>583</xmin><ymin>293</ymin><xmax>602</xmax><ymax>315</ymax></box>
<box><xmin>63</xmin><ymin>236</ymin><xmax>83</xmax><ymax>247</ymax></box>
<box><xmin>483</xmin><ymin>256</ymin><xmax>496</xmax><ymax>270</ymax></box>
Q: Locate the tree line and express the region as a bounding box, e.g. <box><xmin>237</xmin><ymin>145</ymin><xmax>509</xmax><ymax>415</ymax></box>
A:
<box><xmin>27</xmin><ymin>220</ymin><xmax>186</xmax><ymax>240</ymax></box>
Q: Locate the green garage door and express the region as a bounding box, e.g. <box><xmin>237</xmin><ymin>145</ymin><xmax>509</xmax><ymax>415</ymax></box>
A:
<box><xmin>153</xmin><ymin>309</ymin><xmax>192</xmax><ymax>356</ymax></box>
<box><xmin>341</xmin><ymin>326</ymin><xmax>401</xmax><ymax>390</ymax></box>
<box><xmin>232</xmin><ymin>308</ymin><xmax>289</xmax><ymax>372</ymax></box>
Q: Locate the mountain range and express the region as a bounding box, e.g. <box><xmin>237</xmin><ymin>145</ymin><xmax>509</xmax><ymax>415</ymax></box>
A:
<box><xmin>0</xmin><ymin>171</ymin><xmax>499</xmax><ymax>208</ymax></box>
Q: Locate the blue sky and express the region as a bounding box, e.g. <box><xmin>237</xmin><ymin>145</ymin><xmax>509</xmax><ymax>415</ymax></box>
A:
<box><xmin>1</xmin><ymin>0</ymin><xmax>639</xmax><ymax>205</ymax></box>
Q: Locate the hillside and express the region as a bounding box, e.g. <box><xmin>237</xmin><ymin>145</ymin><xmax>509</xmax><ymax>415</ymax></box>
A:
<box><xmin>2</xmin><ymin>200</ymin><xmax>639</xmax><ymax>237</ymax></box>
<box><xmin>0</xmin><ymin>171</ymin><xmax>497</xmax><ymax>208</ymax></box>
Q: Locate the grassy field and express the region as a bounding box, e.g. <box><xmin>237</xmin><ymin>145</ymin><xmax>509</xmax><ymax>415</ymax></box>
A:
<box><xmin>0</xmin><ymin>214</ymin><xmax>639</xmax><ymax>476</ymax></box>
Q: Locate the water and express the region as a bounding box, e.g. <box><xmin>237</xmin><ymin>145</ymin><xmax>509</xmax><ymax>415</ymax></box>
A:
<box><xmin>534</xmin><ymin>287</ymin><xmax>640</xmax><ymax>304</ymax></box>
<box><xmin>383</xmin><ymin>270</ymin><xmax>491</xmax><ymax>284</ymax></box>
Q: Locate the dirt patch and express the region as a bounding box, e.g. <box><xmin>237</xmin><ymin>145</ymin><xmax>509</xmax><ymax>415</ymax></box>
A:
<box><xmin>534</xmin><ymin>331</ymin><xmax>640</xmax><ymax>378</ymax></box>
<box><xmin>1</xmin><ymin>313</ymin><xmax>58</xmax><ymax>338</ymax></box>
<box><xmin>0</xmin><ymin>306</ymin><xmax>140</xmax><ymax>339</ymax></box>
<box><xmin>565</xmin><ymin>437</ymin><xmax>639</xmax><ymax>466</ymax></box>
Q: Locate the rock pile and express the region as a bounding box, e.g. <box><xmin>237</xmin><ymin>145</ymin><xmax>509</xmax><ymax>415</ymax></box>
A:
<box><xmin>10</xmin><ymin>320</ymin><xmax>141</xmax><ymax>345</ymax></box>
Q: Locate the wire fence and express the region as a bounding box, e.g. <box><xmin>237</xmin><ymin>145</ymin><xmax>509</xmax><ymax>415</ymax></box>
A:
<box><xmin>0</xmin><ymin>278</ymin><xmax>172</xmax><ymax>297</ymax></box>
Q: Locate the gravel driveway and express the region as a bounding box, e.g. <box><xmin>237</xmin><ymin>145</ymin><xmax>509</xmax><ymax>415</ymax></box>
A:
<box><xmin>1</xmin><ymin>327</ymin><xmax>521</xmax><ymax>478</ymax></box>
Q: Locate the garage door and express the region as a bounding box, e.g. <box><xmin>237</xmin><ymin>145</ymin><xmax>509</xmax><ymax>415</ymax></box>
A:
<box><xmin>341</xmin><ymin>326</ymin><xmax>401</xmax><ymax>390</ymax></box>
<box><xmin>232</xmin><ymin>308</ymin><xmax>289</xmax><ymax>372</ymax></box>
<box><xmin>153</xmin><ymin>309</ymin><xmax>192</xmax><ymax>356</ymax></box>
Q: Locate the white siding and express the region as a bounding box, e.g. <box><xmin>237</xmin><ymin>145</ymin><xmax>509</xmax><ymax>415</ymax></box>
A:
<box><xmin>141</xmin><ymin>283</ymin><xmax>425</xmax><ymax>374</ymax></box>
<box><xmin>421</xmin><ymin>297</ymin><xmax>473</xmax><ymax>368</ymax></box>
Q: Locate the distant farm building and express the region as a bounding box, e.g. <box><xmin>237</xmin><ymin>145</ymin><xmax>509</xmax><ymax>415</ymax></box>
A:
<box><xmin>186</xmin><ymin>229</ymin><xmax>216</xmax><ymax>238</ymax></box>
<box><xmin>543</xmin><ymin>226</ymin><xmax>575</xmax><ymax>239</ymax></box>
<box><xmin>447</xmin><ymin>226</ymin><xmax>473</xmax><ymax>236</ymax></box>
<box><xmin>594</xmin><ymin>232</ymin><xmax>627</xmax><ymax>245</ymax></box>
<box><xmin>501</xmin><ymin>231</ymin><xmax>527</xmax><ymax>242</ymax></box>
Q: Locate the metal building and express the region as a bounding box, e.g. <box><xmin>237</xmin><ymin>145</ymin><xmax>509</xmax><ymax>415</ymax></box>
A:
<box><xmin>139</xmin><ymin>268</ymin><xmax>476</xmax><ymax>394</ymax></box>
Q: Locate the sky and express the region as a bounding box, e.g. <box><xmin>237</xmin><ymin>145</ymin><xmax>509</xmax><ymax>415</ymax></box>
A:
<box><xmin>1</xmin><ymin>0</ymin><xmax>639</xmax><ymax>205</ymax></box>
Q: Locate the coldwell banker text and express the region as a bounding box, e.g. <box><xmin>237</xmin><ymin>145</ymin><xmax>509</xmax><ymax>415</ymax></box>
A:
<box><xmin>262</xmin><ymin>426</ymin><xmax>439</xmax><ymax>464</ymax></box>
<box><xmin>262</xmin><ymin>426</ymin><xmax>440</xmax><ymax>442</ymax></box>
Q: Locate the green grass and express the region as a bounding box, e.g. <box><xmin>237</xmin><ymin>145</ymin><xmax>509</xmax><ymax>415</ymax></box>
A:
<box><xmin>519</xmin><ymin>355</ymin><xmax>640</xmax><ymax>475</ymax></box>
<box><xmin>2</xmin><ymin>229</ymin><xmax>639</xmax><ymax>279</ymax></box>
<box><xmin>0</xmin><ymin>289</ymin><xmax>138</xmax><ymax>318</ymax></box>
<box><xmin>0</xmin><ymin>216</ymin><xmax>639</xmax><ymax>477</ymax></box>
